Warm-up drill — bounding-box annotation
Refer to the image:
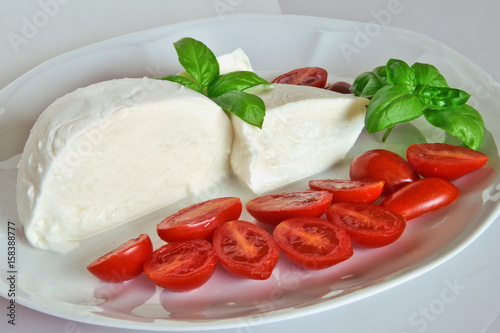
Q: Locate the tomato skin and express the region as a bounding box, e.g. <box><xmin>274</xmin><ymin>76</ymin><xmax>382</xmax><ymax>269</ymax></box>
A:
<box><xmin>156</xmin><ymin>197</ymin><xmax>242</xmax><ymax>242</ymax></box>
<box><xmin>350</xmin><ymin>149</ymin><xmax>420</xmax><ymax>195</ymax></box>
<box><xmin>271</xmin><ymin>67</ymin><xmax>328</xmax><ymax>88</ymax></box>
<box><xmin>406</xmin><ymin>143</ymin><xmax>489</xmax><ymax>180</ymax></box>
<box><xmin>87</xmin><ymin>234</ymin><xmax>153</xmax><ymax>283</ymax></box>
<box><xmin>273</xmin><ymin>217</ymin><xmax>353</xmax><ymax>270</ymax></box>
<box><xmin>309</xmin><ymin>179</ymin><xmax>384</xmax><ymax>203</ymax></box>
<box><xmin>246</xmin><ymin>190</ymin><xmax>333</xmax><ymax>225</ymax></box>
<box><xmin>326</xmin><ymin>203</ymin><xmax>406</xmax><ymax>248</ymax></box>
<box><xmin>381</xmin><ymin>177</ymin><xmax>460</xmax><ymax>221</ymax></box>
<box><xmin>143</xmin><ymin>239</ymin><xmax>218</xmax><ymax>292</ymax></box>
<box><xmin>213</xmin><ymin>220</ymin><xmax>279</xmax><ymax>280</ymax></box>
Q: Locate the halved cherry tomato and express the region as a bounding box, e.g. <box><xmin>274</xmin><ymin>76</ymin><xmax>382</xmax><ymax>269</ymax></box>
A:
<box><xmin>326</xmin><ymin>203</ymin><xmax>406</xmax><ymax>248</ymax></box>
<box><xmin>273</xmin><ymin>217</ymin><xmax>353</xmax><ymax>270</ymax></box>
<box><xmin>87</xmin><ymin>234</ymin><xmax>153</xmax><ymax>283</ymax></box>
<box><xmin>350</xmin><ymin>149</ymin><xmax>420</xmax><ymax>195</ymax></box>
<box><xmin>156</xmin><ymin>197</ymin><xmax>242</xmax><ymax>242</ymax></box>
<box><xmin>309</xmin><ymin>179</ymin><xmax>384</xmax><ymax>203</ymax></box>
<box><xmin>213</xmin><ymin>220</ymin><xmax>279</xmax><ymax>280</ymax></box>
<box><xmin>325</xmin><ymin>81</ymin><xmax>353</xmax><ymax>94</ymax></box>
<box><xmin>143</xmin><ymin>239</ymin><xmax>218</xmax><ymax>292</ymax></box>
<box><xmin>381</xmin><ymin>177</ymin><xmax>460</xmax><ymax>220</ymax></box>
<box><xmin>406</xmin><ymin>143</ymin><xmax>489</xmax><ymax>180</ymax></box>
<box><xmin>271</xmin><ymin>67</ymin><xmax>328</xmax><ymax>88</ymax></box>
<box><xmin>246</xmin><ymin>190</ymin><xmax>333</xmax><ymax>225</ymax></box>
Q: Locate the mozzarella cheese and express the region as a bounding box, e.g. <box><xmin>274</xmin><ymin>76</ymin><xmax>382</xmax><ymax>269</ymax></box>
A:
<box><xmin>230</xmin><ymin>83</ymin><xmax>368</xmax><ymax>194</ymax></box>
<box><xmin>17</xmin><ymin>78</ymin><xmax>232</xmax><ymax>253</ymax></box>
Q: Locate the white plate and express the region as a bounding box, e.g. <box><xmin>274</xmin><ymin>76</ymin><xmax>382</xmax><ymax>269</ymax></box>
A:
<box><xmin>0</xmin><ymin>14</ymin><xmax>499</xmax><ymax>331</ymax></box>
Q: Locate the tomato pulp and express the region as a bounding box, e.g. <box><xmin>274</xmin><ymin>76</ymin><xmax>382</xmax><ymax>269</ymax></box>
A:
<box><xmin>156</xmin><ymin>197</ymin><xmax>242</xmax><ymax>242</ymax></box>
<box><xmin>326</xmin><ymin>203</ymin><xmax>406</xmax><ymax>248</ymax></box>
<box><xmin>87</xmin><ymin>234</ymin><xmax>153</xmax><ymax>283</ymax></box>
<box><xmin>271</xmin><ymin>67</ymin><xmax>328</xmax><ymax>88</ymax></box>
<box><xmin>350</xmin><ymin>149</ymin><xmax>420</xmax><ymax>195</ymax></box>
<box><xmin>143</xmin><ymin>239</ymin><xmax>218</xmax><ymax>292</ymax></box>
<box><xmin>273</xmin><ymin>217</ymin><xmax>353</xmax><ymax>270</ymax></box>
<box><xmin>246</xmin><ymin>190</ymin><xmax>333</xmax><ymax>225</ymax></box>
<box><xmin>406</xmin><ymin>143</ymin><xmax>488</xmax><ymax>180</ymax></box>
<box><xmin>381</xmin><ymin>177</ymin><xmax>460</xmax><ymax>220</ymax></box>
<box><xmin>213</xmin><ymin>220</ymin><xmax>279</xmax><ymax>280</ymax></box>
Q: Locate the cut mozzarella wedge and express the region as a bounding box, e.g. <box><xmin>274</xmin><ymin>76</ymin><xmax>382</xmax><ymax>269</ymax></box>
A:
<box><xmin>17</xmin><ymin>78</ymin><xmax>232</xmax><ymax>253</ymax></box>
<box><xmin>230</xmin><ymin>83</ymin><xmax>369</xmax><ymax>194</ymax></box>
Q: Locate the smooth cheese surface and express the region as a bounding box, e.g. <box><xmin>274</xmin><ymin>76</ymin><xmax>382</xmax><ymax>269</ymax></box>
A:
<box><xmin>17</xmin><ymin>78</ymin><xmax>232</xmax><ymax>253</ymax></box>
<box><xmin>230</xmin><ymin>83</ymin><xmax>369</xmax><ymax>194</ymax></box>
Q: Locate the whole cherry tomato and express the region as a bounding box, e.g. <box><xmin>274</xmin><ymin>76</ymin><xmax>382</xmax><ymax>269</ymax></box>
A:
<box><xmin>380</xmin><ymin>177</ymin><xmax>460</xmax><ymax>220</ymax></box>
<box><xmin>406</xmin><ymin>143</ymin><xmax>488</xmax><ymax>180</ymax></box>
<box><xmin>87</xmin><ymin>234</ymin><xmax>153</xmax><ymax>283</ymax></box>
<box><xmin>326</xmin><ymin>202</ymin><xmax>406</xmax><ymax>248</ymax></box>
<box><xmin>350</xmin><ymin>149</ymin><xmax>420</xmax><ymax>195</ymax></box>
<box><xmin>272</xmin><ymin>67</ymin><xmax>328</xmax><ymax>88</ymax></box>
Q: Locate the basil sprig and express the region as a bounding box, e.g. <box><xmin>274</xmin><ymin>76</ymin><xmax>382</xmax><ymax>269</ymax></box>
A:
<box><xmin>351</xmin><ymin>59</ymin><xmax>485</xmax><ymax>150</ymax></box>
<box><xmin>157</xmin><ymin>37</ymin><xmax>270</xmax><ymax>128</ymax></box>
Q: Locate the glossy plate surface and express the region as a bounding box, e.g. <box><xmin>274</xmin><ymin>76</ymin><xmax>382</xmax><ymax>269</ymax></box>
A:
<box><xmin>0</xmin><ymin>14</ymin><xmax>499</xmax><ymax>331</ymax></box>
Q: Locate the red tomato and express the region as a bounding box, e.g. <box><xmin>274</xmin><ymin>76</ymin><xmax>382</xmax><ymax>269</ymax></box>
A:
<box><xmin>246</xmin><ymin>190</ymin><xmax>333</xmax><ymax>225</ymax></box>
<box><xmin>326</xmin><ymin>202</ymin><xmax>406</xmax><ymax>248</ymax></box>
<box><xmin>143</xmin><ymin>239</ymin><xmax>218</xmax><ymax>292</ymax></box>
<box><xmin>350</xmin><ymin>149</ymin><xmax>420</xmax><ymax>195</ymax></box>
<box><xmin>213</xmin><ymin>220</ymin><xmax>279</xmax><ymax>280</ymax></box>
<box><xmin>87</xmin><ymin>234</ymin><xmax>153</xmax><ymax>283</ymax></box>
<box><xmin>273</xmin><ymin>217</ymin><xmax>353</xmax><ymax>270</ymax></box>
<box><xmin>406</xmin><ymin>143</ymin><xmax>489</xmax><ymax>180</ymax></box>
<box><xmin>271</xmin><ymin>67</ymin><xmax>328</xmax><ymax>88</ymax></box>
<box><xmin>325</xmin><ymin>81</ymin><xmax>353</xmax><ymax>94</ymax></box>
<box><xmin>381</xmin><ymin>177</ymin><xmax>460</xmax><ymax>220</ymax></box>
<box><xmin>309</xmin><ymin>179</ymin><xmax>384</xmax><ymax>203</ymax></box>
<box><xmin>156</xmin><ymin>197</ymin><xmax>242</xmax><ymax>242</ymax></box>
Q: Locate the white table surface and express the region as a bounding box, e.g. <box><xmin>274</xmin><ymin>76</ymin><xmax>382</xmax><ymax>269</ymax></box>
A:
<box><xmin>1</xmin><ymin>1</ymin><xmax>499</xmax><ymax>332</ymax></box>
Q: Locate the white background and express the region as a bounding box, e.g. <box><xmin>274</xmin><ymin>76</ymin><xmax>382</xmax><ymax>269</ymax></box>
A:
<box><xmin>1</xmin><ymin>1</ymin><xmax>499</xmax><ymax>332</ymax></box>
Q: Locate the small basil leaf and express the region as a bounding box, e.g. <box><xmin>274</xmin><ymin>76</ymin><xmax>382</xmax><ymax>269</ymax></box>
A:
<box><xmin>207</xmin><ymin>71</ymin><xmax>270</xmax><ymax>98</ymax></box>
<box><xmin>173</xmin><ymin>37</ymin><xmax>219</xmax><ymax>90</ymax></box>
<box><xmin>423</xmin><ymin>104</ymin><xmax>484</xmax><ymax>150</ymax></box>
<box><xmin>386</xmin><ymin>59</ymin><xmax>416</xmax><ymax>91</ymax></box>
<box><xmin>418</xmin><ymin>86</ymin><xmax>470</xmax><ymax>110</ymax></box>
<box><xmin>157</xmin><ymin>74</ymin><xmax>200</xmax><ymax>92</ymax></box>
<box><xmin>365</xmin><ymin>85</ymin><xmax>423</xmax><ymax>133</ymax></box>
<box><xmin>351</xmin><ymin>66</ymin><xmax>389</xmax><ymax>98</ymax></box>
<box><xmin>411</xmin><ymin>62</ymin><xmax>448</xmax><ymax>87</ymax></box>
<box><xmin>212</xmin><ymin>90</ymin><xmax>266</xmax><ymax>128</ymax></box>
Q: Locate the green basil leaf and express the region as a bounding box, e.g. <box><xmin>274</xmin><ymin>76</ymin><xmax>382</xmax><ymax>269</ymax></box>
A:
<box><xmin>207</xmin><ymin>71</ymin><xmax>270</xmax><ymax>98</ymax></box>
<box><xmin>386</xmin><ymin>59</ymin><xmax>416</xmax><ymax>91</ymax></box>
<box><xmin>173</xmin><ymin>37</ymin><xmax>219</xmax><ymax>90</ymax></box>
<box><xmin>418</xmin><ymin>86</ymin><xmax>470</xmax><ymax>110</ymax></box>
<box><xmin>423</xmin><ymin>104</ymin><xmax>485</xmax><ymax>150</ymax></box>
<box><xmin>212</xmin><ymin>90</ymin><xmax>265</xmax><ymax>129</ymax></box>
<box><xmin>365</xmin><ymin>85</ymin><xmax>423</xmax><ymax>133</ymax></box>
<box><xmin>411</xmin><ymin>62</ymin><xmax>448</xmax><ymax>87</ymax></box>
<box><xmin>156</xmin><ymin>74</ymin><xmax>200</xmax><ymax>92</ymax></box>
<box><xmin>351</xmin><ymin>66</ymin><xmax>389</xmax><ymax>98</ymax></box>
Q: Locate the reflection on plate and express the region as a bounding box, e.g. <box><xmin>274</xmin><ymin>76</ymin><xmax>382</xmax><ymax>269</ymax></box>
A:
<box><xmin>0</xmin><ymin>14</ymin><xmax>499</xmax><ymax>331</ymax></box>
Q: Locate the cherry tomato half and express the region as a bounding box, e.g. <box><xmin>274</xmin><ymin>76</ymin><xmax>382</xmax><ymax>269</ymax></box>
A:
<box><xmin>309</xmin><ymin>179</ymin><xmax>384</xmax><ymax>203</ymax></box>
<box><xmin>246</xmin><ymin>190</ymin><xmax>333</xmax><ymax>225</ymax></box>
<box><xmin>350</xmin><ymin>149</ymin><xmax>420</xmax><ymax>195</ymax></box>
<box><xmin>213</xmin><ymin>220</ymin><xmax>279</xmax><ymax>280</ymax></box>
<box><xmin>326</xmin><ymin>203</ymin><xmax>406</xmax><ymax>248</ymax></box>
<box><xmin>325</xmin><ymin>81</ymin><xmax>353</xmax><ymax>94</ymax></box>
<box><xmin>156</xmin><ymin>197</ymin><xmax>242</xmax><ymax>242</ymax></box>
<box><xmin>381</xmin><ymin>177</ymin><xmax>460</xmax><ymax>221</ymax></box>
<box><xmin>406</xmin><ymin>143</ymin><xmax>489</xmax><ymax>180</ymax></box>
<box><xmin>271</xmin><ymin>67</ymin><xmax>328</xmax><ymax>88</ymax></box>
<box><xmin>87</xmin><ymin>234</ymin><xmax>153</xmax><ymax>283</ymax></box>
<box><xmin>273</xmin><ymin>217</ymin><xmax>353</xmax><ymax>270</ymax></box>
<box><xmin>143</xmin><ymin>239</ymin><xmax>218</xmax><ymax>292</ymax></box>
